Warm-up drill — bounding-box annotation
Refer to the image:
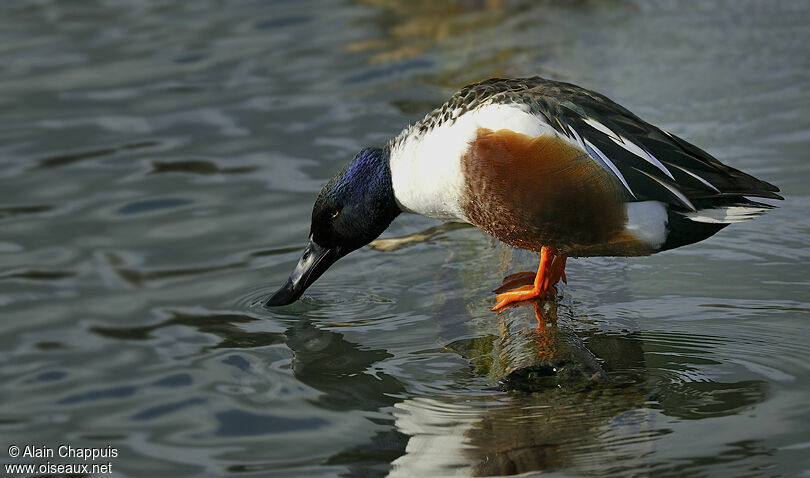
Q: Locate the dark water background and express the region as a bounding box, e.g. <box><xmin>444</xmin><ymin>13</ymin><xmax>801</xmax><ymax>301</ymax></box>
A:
<box><xmin>2</xmin><ymin>0</ymin><xmax>809</xmax><ymax>476</ymax></box>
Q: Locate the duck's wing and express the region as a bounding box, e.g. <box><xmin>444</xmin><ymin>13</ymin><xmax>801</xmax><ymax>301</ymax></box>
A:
<box><xmin>514</xmin><ymin>78</ymin><xmax>783</xmax><ymax>212</ymax></box>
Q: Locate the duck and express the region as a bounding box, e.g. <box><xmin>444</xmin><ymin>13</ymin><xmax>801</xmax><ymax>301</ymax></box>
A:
<box><xmin>266</xmin><ymin>77</ymin><xmax>782</xmax><ymax>310</ymax></box>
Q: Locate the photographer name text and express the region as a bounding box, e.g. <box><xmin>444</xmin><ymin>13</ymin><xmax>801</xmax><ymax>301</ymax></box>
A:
<box><xmin>10</xmin><ymin>444</ymin><xmax>117</xmax><ymax>460</ymax></box>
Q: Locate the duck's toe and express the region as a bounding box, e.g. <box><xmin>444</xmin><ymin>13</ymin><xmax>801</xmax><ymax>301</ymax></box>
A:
<box><xmin>492</xmin><ymin>284</ymin><xmax>555</xmax><ymax>311</ymax></box>
<box><xmin>494</xmin><ymin>271</ymin><xmax>537</xmax><ymax>293</ymax></box>
<box><xmin>491</xmin><ymin>246</ymin><xmax>567</xmax><ymax>311</ymax></box>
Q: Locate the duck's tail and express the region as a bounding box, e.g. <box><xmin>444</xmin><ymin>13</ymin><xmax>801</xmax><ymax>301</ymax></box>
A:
<box><xmin>681</xmin><ymin>198</ymin><xmax>777</xmax><ymax>224</ymax></box>
<box><xmin>661</xmin><ymin>196</ymin><xmax>778</xmax><ymax>251</ymax></box>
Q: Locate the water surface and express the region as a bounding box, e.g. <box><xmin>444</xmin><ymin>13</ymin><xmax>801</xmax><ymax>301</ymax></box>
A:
<box><xmin>1</xmin><ymin>0</ymin><xmax>809</xmax><ymax>476</ymax></box>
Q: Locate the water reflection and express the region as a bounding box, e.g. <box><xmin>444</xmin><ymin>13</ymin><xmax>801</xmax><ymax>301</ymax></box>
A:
<box><xmin>285</xmin><ymin>320</ymin><xmax>406</xmax><ymax>412</ymax></box>
<box><xmin>284</xmin><ymin>320</ymin><xmax>411</xmax><ymax>475</ymax></box>
<box><xmin>73</xmin><ymin>285</ymin><xmax>770</xmax><ymax>475</ymax></box>
<box><xmin>89</xmin><ymin>310</ymin><xmax>411</xmax><ymax>474</ymax></box>
<box><xmin>391</xmin><ymin>298</ymin><xmax>769</xmax><ymax>476</ymax></box>
<box><xmin>389</xmin><ymin>300</ymin><xmax>647</xmax><ymax>475</ymax></box>
<box><xmin>149</xmin><ymin>159</ymin><xmax>257</xmax><ymax>176</ymax></box>
<box><xmin>448</xmin><ymin>301</ymin><xmax>608</xmax><ymax>391</ymax></box>
<box><xmin>91</xmin><ymin>309</ymin><xmax>284</xmax><ymax>350</ymax></box>
<box><xmin>82</xmin><ymin>271</ymin><xmax>772</xmax><ymax>475</ymax></box>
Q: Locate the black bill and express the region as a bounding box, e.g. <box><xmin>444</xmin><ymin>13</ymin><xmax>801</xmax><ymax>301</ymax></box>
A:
<box><xmin>265</xmin><ymin>238</ymin><xmax>338</xmax><ymax>306</ymax></box>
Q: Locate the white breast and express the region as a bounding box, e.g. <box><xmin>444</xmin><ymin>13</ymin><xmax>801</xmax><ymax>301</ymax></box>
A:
<box><xmin>388</xmin><ymin>102</ymin><xmax>559</xmax><ymax>222</ymax></box>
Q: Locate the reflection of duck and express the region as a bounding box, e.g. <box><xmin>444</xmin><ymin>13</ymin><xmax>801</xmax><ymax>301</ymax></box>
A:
<box><xmin>447</xmin><ymin>300</ymin><xmax>607</xmax><ymax>391</ymax></box>
<box><xmin>392</xmin><ymin>305</ymin><xmax>650</xmax><ymax>476</ymax></box>
<box><xmin>266</xmin><ymin>77</ymin><xmax>781</xmax><ymax>308</ymax></box>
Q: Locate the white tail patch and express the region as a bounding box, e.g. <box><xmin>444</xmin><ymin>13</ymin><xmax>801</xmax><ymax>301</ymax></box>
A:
<box><xmin>684</xmin><ymin>205</ymin><xmax>773</xmax><ymax>224</ymax></box>
<box><xmin>625</xmin><ymin>201</ymin><xmax>668</xmax><ymax>249</ymax></box>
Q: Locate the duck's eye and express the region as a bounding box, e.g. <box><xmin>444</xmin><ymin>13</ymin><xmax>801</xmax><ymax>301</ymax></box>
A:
<box><xmin>331</xmin><ymin>210</ymin><xmax>340</xmax><ymax>219</ymax></box>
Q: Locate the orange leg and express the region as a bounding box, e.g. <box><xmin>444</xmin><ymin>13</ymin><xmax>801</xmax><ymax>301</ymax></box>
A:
<box><xmin>548</xmin><ymin>256</ymin><xmax>567</xmax><ymax>288</ymax></box>
<box><xmin>492</xmin><ymin>246</ymin><xmax>567</xmax><ymax>311</ymax></box>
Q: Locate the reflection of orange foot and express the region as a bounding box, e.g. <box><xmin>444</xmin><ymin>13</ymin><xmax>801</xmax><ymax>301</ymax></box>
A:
<box><xmin>492</xmin><ymin>246</ymin><xmax>567</xmax><ymax>311</ymax></box>
<box><xmin>532</xmin><ymin>302</ymin><xmax>549</xmax><ymax>329</ymax></box>
<box><xmin>530</xmin><ymin>302</ymin><xmax>558</xmax><ymax>359</ymax></box>
<box><xmin>531</xmin><ymin>301</ymin><xmax>559</xmax><ymax>329</ymax></box>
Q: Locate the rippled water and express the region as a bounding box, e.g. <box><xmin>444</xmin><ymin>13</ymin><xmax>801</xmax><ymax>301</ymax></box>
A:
<box><xmin>2</xmin><ymin>0</ymin><xmax>809</xmax><ymax>476</ymax></box>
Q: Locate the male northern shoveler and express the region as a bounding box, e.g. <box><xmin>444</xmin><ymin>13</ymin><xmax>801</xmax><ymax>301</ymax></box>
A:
<box><xmin>266</xmin><ymin>77</ymin><xmax>782</xmax><ymax>309</ymax></box>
